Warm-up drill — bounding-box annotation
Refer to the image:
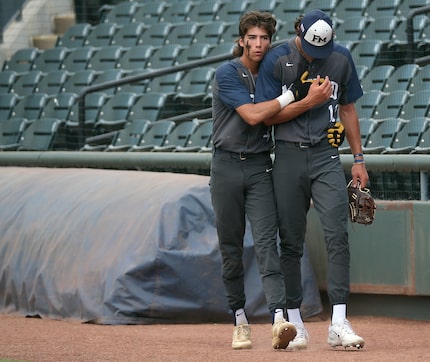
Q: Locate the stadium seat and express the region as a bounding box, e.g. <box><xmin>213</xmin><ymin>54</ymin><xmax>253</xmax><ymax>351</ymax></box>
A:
<box><xmin>165</xmin><ymin>22</ymin><xmax>202</xmax><ymax>47</ymax></box>
<box><xmin>193</xmin><ymin>21</ymin><xmax>227</xmax><ymax>45</ymax></box>
<box><xmin>92</xmin><ymin>69</ymin><xmax>124</xmax><ymax>95</ymax></box>
<box><xmin>0</xmin><ymin>93</ymin><xmax>19</xmax><ymax>121</ymax></box>
<box><xmin>2</xmin><ymin>48</ymin><xmax>40</xmax><ymax>73</ymax></box>
<box><xmin>161</xmin><ymin>1</ymin><xmax>195</xmax><ymax>23</ymax></box>
<box><xmin>385</xmin><ymin>117</ymin><xmax>429</xmax><ymax>154</ymax></box>
<box><xmin>399</xmin><ymin>90</ymin><xmax>430</xmax><ymax>119</ymax></box>
<box><xmin>215</xmin><ymin>1</ymin><xmax>254</xmax><ymax>22</ymax></box>
<box><xmin>146</xmin><ymin>44</ymin><xmax>183</xmax><ymax>69</ymax></box>
<box><xmin>137</xmin><ymin>22</ymin><xmax>172</xmax><ymax>47</ymax></box>
<box><xmin>10</xmin><ymin>93</ymin><xmax>49</xmax><ymax>120</ymax></box>
<box><xmin>152</xmin><ymin>120</ymin><xmax>198</xmax><ymax>152</ymax></box>
<box><xmin>219</xmin><ymin>23</ymin><xmax>240</xmax><ymax>45</ymax></box>
<box><xmin>412</xmin><ymin>123</ymin><xmax>430</xmax><ymax>153</ymax></box>
<box><xmin>383</xmin><ymin>63</ymin><xmax>420</xmax><ymax>92</ymax></box>
<box><xmin>302</xmin><ymin>0</ymin><xmax>339</xmax><ymax>17</ymax></box>
<box><xmin>128</xmin><ymin>120</ymin><xmax>175</xmax><ymax>152</ymax></box>
<box><xmin>173</xmin><ymin>67</ymin><xmax>216</xmax><ymax>113</ymax></box>
<box><xmin>145</xmin><ymin>71</ymin><xmax>183</xmax><ymax>95</ymax></box>
<box><xmin>332</xmin><ymin>0</ymin><xmax>368</xmax><ymax>19</ymax></box>
<box><xmin>396</xmin><ymin>0</ymin><xmax>430</xmax><ymax>18</ymax></box>
<box><xmin>84</xmin><ymin>23</ymin><xmax>118</xmax><ymax>47</ymax></box>
<box><xmin>102</xmin><ymin>1</ymin><xmax>138</xmax><ymax>25</ymax></box>
<box><xmin>81</xmin><ymin>118</ymin><xmax>150</xmax><ymax>152</ymax></box>
<box><xmin>391</xmin><ymin>15</ymin><xmax>429</xmax><ymax>45</ymax></box>
<box><xmin>60</xmin><ymin>69</ymin><xmax>97</xmax><ymax>94</ymax></box>
<box><xmin>206</xmin><ymin>43</ymin><xmax>235</xmax><ymax>67</ymax></box>
<box><xmin>360</xmin><ymin>64</ymin><xmax>395</xmax><ymax>92</ymax></box>
<box><xmin>93</xmin><ymin>92</ymin><xmax>138</xmax><ymax>133</ymax></box>
<box><xmin>132</xmin><ymin>1</ymin><xmax>169</xmax><ymax>25</ymax></box>
<box><xmin>355</xmin><ymin>64</ymin><xmax>369</xmax><ymax>80</ymax></box>
<box><xmin>186</xmin><ymin>1</ymin><xmax>221</xmax><ymax>22</ymax></box>
<box><xmin>111</xmin><ymin>22</ymin><xmax>147</xmax><ymax>47</ymax></box>
<box><xmin>86</xmin><ymin>46</ymin><xmax>124</xmax><ymax>72</ymax></box>
<box><xmin>0</xmin><ymin>117</ymin><xmax>29</xmax><ymax>150</ymax></box>
<box><xmin>40</xmin><ymin>92</ymin><xmax>78</xmax><ymax>120</ymax></box>
<box><xmin>360</xmin><ymin>16</ymin><xmax>400</xmax><ymax>42</ymax></box>
<box><xmin>410</xmin><ymin>63</ymin><xmax>430</xmax><ymax>91</ymax></box>
<box><xmin>334</xmin><ymin>16</ymin><xmax>371</xmax><ymax>42</ymax></box>
<box><xmin>118</xmin><ymin>69</ymin><xmax>151</xmax><ymax>94</ymax></box>
<box><xmin>12</xmin><ymin>117</ymin><xmax>63</xmax><ymax>151</ymax></box>
<box><xmin>31</xmin><ymin>47</ymin><xmax>69</xmax><ymax>72</ymax></box>
<box><xmin>273</xmin><ymin>1</ymin><xmax>308</xmax><ymax>21</ymax></box>
<box><xmin>65</xmin><ymin>92</ymin><xmax>107</xmax><ymax>146</ymax></box>
<box><xmin>35</xmin><ymin>70</ymin><xmax>70</xmax><ymax>97</ymax></box>
<box><xmin>339</xmin><ymin>118</ymin><xmax>378</xmax><ymax>153</ymax></box>
<box><xmin>61</xmin><ymin>46</ymin><xmax>97</xmax><ymax>72</ymax></box>
<box><xmin>105</xmin><ymin>119</ymin><xmax>150</xmax><ymax>152</ymax></box>
<box><xmin>0</xmin><ymin>70</ymin><xmax>18</xmax><ymax>93</ymax></box>
<box><xmin>176</xmin><ymin>43</ymin><xmax>213</xmax><ymax>64</ymax></box>
<box><xmin>57</xmin><ymin>23</ymin><xmax>92</xmax><ymax>48</ymax></box>
<box><xmin>249</xmin><ymin>0</ymin><xmax>280</xmax><ymax>13</ymax></box>
<box><xmin>355</xmin><ymin>90</ymin><xmax>386</xmax><ymax>119</ymax></box>
<box><xmin>363</xmin><ymin>0</ymin><xmax>402</xmax><ymax>19</ymax></box>
<box><xmin>175</xmin><ymin>119</ymin><xmax>213</xmax><ymax>152</ymax></box>
<box><xmin>372</xmin><ymin>90</ymin><xmax>411</xmax><ymax>119</ymax></box>
<box><xmin>9</xmin><ymin>70</ymin><xmax>44</xmax><ymax>96</ymax></box>
<box><xmin>116</xmin><ymin>45</ymin><xmax>155</xmax><ymax>71</ymax></box>
<box><xmin>128</xmin><ymin>91</ymin><xmax>168</xmax><ymax>122</ymax></box>
<box><xmin>351</xmin><ymin>39</ymin><xmax>383</xmax><ymax>69</ymax></box>
<box><xmin>363</xmin><ymin>117</ymin><xmax>405</xmax><ymax>154</ymax></box>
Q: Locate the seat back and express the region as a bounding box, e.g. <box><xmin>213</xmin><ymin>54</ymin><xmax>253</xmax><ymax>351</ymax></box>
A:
<box><xmin>40</xmin><ymin>92</ymin><xmax>78</xmax><ymax>120</ymax></box>
<box><xmin>128</xmin><ymin>92</ymin><xmax>168</xmax><ymax>122</ymax></box>
<box><xmin>103</xmin><ymin>1</ymin><xmax>138</xmax><ymax>25</ymax></box>
<box><xmin>61</xmin><ymin>46</ymin><xmax>96</xmax><ymax>72</ymax></box>
<box><xmin>360</xmin><ymin>65</ymin><xmax>395</xmax><ymax>91</ymax></box>
<box><xmin>176</xmin><ymin>119</ymin><xmax>213</xmax><ymax>151</ymax></box>
<box><xmin>60</xmin><ymin>69</ymin><xmax>97</xmax><ymax>94</ymax></box>
<box><xmin>117</xmin><ymin>45</ymin><xmax>155</xmax><ymax>71</ymax></box>
<box><xmin>146</xmin><ymin>44</ymin><xmax>182</xmax><ymax>69</ymax></box>
<box><xmin>10</xmin><ymin>93</ymin><xmax>49</xmax><ymax>120</ymax></box>
<box><xmin>86</xmin><ymin>46</ymin><xmax>123</xmax><ymax>71</ymax></box>
<box><xmin>111</xmin><ymin>22</ymin><xmax>147</xmax><ymax>46</ymax></box>
<box><xmin>18</xmin><ymin>117</ymin><xmax>62</xmax><ymax>151</ymax></box>
<box><xmin>132</xmin><ymin>120</ymin><xmax>175</xmax><ymax>150</ymax></box>
<box><xmin>372</xmin><ymin>90</ymin><xmax>410</xmax><ymax>119</ymax></box>
<box><xmin>0</xmin><ymin>117</ymin><xmax>28</xmax><ymax>146</ymax></box>
<box><xmin>0</xmin><ymin>70</ymin><xmax>18</xmax><ymax>93</ymax></box>
<box><xmin>84</xmin><ymin>23</ymin><xmax>118</xmax><ymax>47</ymax></box>
<box><xmin>35</xmin><ymin>70</ymin><xmax>69</xmax><ymax>96</ymax></box>
<box><xmin>364</xmin><ymin>117</ymin><xmax>404</xmax><ymax>153</ymax></box>
<box><xmin>9</xmin><ymin>70</ymin><xmax>44</xmax><ymax>96</ymax></box>
<box><xmin>0</xmin><ymin>93</ymin><xmax>19</xmax><ymax>121</ymax></box>
<box><xmin>32</xmin><ymin>47</ymin><xmax>69</xmax><ymax>72</ymax></box>
<box><xmin>3</xmin><ymin>48</ymin><xmax>40</xmax><ymax>72</ymax></box>
<box><xmin>57</xmin><ymin>23</ymin><xmax>92</xmax><ymax>48</ymax></box>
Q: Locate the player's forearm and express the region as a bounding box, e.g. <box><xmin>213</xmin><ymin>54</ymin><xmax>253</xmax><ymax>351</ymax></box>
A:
<box><xmin>237</xmin><ymin>92</ymin><xmax>295</xmax><ymax>126</ymax></box>
<box><xmin>263</xmin><ymin>96</ymin><xmax>316</xmax><ymax>125</ymax></box>
<box><xmin>340</xmin><ymin>104</ymin><xmax>363</xmax><ymax>155</ymax></box>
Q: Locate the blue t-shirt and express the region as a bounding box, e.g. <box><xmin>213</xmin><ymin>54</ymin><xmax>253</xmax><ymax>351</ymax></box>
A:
<box><xmin>255</xmin><ymin>39</ymin><xmax>363</xmax><ymax>144</ymax></box>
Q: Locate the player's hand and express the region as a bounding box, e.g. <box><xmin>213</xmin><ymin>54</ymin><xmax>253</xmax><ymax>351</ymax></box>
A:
<box><xmin>306</xmin><ymin>75</ymin><xmax>332</xmax><ymax>106</ymax></box>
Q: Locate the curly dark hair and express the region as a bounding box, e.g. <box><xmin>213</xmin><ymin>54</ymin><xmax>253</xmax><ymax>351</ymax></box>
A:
<box><xmin>232</xmin><ymin>11</ymin><xmax>277</xmax><ymax>57</ymax></box>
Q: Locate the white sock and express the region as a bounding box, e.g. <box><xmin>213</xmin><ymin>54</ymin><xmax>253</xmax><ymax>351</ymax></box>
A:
<box><xmin>331</xmin><ymin>304</ymin><xmax>347</xmax><ymax>325</ymax></box>
<box><xmin>273</xmin><ymin>308</ymin><xmax>284</xmax><ymax>324</ymax></box>
<box><xmin>234</xmin><ymin>308</ymin><xmax>248</xmax><ymax>326</ymax></box>
<box><xmin>287</xmin><ymin>308</ymin><xmax>304</xmax><ymax>327</ymax></box>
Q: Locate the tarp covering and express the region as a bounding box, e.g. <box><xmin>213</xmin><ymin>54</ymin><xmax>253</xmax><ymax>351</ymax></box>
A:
<box><xmin>0</xmin><ymin>167</ymin><xmax>322</xmax><ymax>324</ymax></box>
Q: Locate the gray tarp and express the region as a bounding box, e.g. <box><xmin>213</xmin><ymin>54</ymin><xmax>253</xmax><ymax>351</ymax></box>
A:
<box><xmin>0</xmin><ymin>167</ymin><xmax>322</xmax><ymax>324</ymax></box>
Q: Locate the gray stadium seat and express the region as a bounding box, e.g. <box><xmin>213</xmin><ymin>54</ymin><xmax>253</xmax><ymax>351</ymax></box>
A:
<box><xmin>32</xmin><ymin>47</ymin><xmax>69</xmax><ymax>72</ymax></box>
<box><xmin>9</xmin><ymin>70</ymin><xmax>44</xmax><ymax>96</ymax></box>
<box><xmin>57</xmin><ymin>23</ymin><xmax>91</xmax><ymax>48</ymax></box>
<box><xmin>363</xmin><ymin>117</ymin><xmax>405</xmax><ymax>154</ymax></box>
<box><xmin>84</xmin><ymin>23</ymin><xmax>118</xmax><ymax>47</ymax></box>
<box><xmin>152</xmin><ymin>120</ymin><xmax>198</xmax><ymax>152</ymax></box>
<box><xmin>102</xmin><ymin>1</ymin><xmax>138</xmax><ymax>25</ymax></box>
<box><xmin>128</xmin><ymin>120</ymin><xmax>175</xmax><ymax>152</ymax></box>
<box><xmin>86</xmin><ymin>46</ymin><xmax>124</xmax><ymax>72</ymax></box>
<box><xmin>111</xmin><ymin>22</ymin><xmax>147</xmax><ymax>47</ymax></box>
<box><xmin>385</xmin><ymin>117</ymin><xmax>429</xmax><ymax>154</ymax></box>
<box><xmin>0</xmin><ymin>70</ymin><xmax>18</xmax><ymax>93</ymax></box>
<box><xmin>3</xmin><ymin>48</ymin><xmax>40</xmax><ymax>73</ymax></box>
<box><xmin>175</xmin><ymin>119</ymin><xmax>213</xmax><ymax>152</ymax></box>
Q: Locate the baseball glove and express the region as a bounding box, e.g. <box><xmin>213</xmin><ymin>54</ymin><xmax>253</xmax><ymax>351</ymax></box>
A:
<box><xmin>347</xmin><ymin>180</ymin><xmax>376</xmax><ymax>225</ymax></box>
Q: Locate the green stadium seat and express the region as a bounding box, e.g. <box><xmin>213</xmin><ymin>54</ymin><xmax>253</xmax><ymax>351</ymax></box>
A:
<box><xmin>32</xmin><ymin>47</ymin><xmax>69</xmax><ymax>72</ymax></box>
<box><xmin>215</xmin><ymin>1</ymin><xmax>254</xmax><ymax>22</ymax></box>
<box><xmin>116</xmin><ymin>45</ymin><xmax>155</xmax><ymax>71</ymax></box>
<box><xmin>186</xmin><ymin>1</ymin><xmax>221</xmax><ymax>23</ymax></box>
<box><xmin>164</xmin><ymin>22</ymin><xmax>202</xmax><ymax>47</ymax></box>
<box><xmin>0</xmin><ymin>117</ymin><xmax>28</xmax><ymax>149</ymax></box>
<box><xmin>10</xmin><ymin>93</ymin><xmax>49</xmax><ymax>120</ymax></box>
<box><xmin>84</xmin><ymin>23</ymin><xmax>118</xmax><ymax>47</ymax></box>
<box><xmin>175</xmin><ymin>119</ymin><xmax>213</xmax><ymax>152</ymax></box>
<box><xmin>93</xmin><ymin>91</ymin><xmax>138</xmax><ymax>133</ymax></box>
<box><xmin>193</xmin><ymin>21</ymin><xmax>227</xmax><ymax>45</ymax></box>
<box><xmin>0</xmin><ymin>93</ymin><xmax>19</xmax><ymax>122</ymax></box>
<box><xmin>132</xmin><ymin>1</ymin><xmax>169</xmax><ymax>25</ymax></box>
<box><xmin>334</xmin><ymin>16</ymin><xmax>371</xmax><ymax>42</ymax></box>
<box><xmin>176</xmin><ymin>43</ymin><xmax>213</xmax><ymax>64</ymax></box>
<box><xmin>372</xmin><ymin>90</ymin><xmax>411</xmax><ymax>119</ymax></box>
<box><xmin>161</xmin><ymin>1</ymin><xmax>195</xmax><ymax>23</ymax></box>
<box><xmin>57</xmin><ymin>23</ymin><xmax>91</xmax><ymax>48</ymax></box>
<box><xmin>60</xmin><ymin>69</ymin><xmax>97</xmax><ymax>94</ymax></box>
<box><xmin>0</xmin><ymin>70</ymin><xmax>18</xmax><ymax>93</ymax></box>
<box><xmin>146</xmin><ymin>44</ymin><xmax>183</xmax><ymax>69</ymax></box>
<box><xmin>355</xmin><ymin>90</ymin><xmax>386</xmax><ymax>119</ymax></box>
<box><xmin>339</xmin><ymin>118</ymin><xmax>378</xmax><ymax>154</ymax></box>
<box><xmin>363</xmin><ymin>117</ymin><xmax>405</xmax><ymax>154</ymax></box>
<box><xmin>40</xmin><ymin>92</ymin><xmax>78</xmax><ymax>120</ymax></box>
<box><xmin>14</xmin><ymin>117</ymin><xmax>63</xmax><ymax>151</ymax></box>
<box><xmin>152</xmin><ymin>120</ymin><xmax>198</xmax><ymax>152</ymax></box>
<box><xmin>412</xmin><ymin>123</ymin><xmax>430</xmax><ymax>153</ymax></box>
<box><xmin>351</xmin><ymin>39</ymin><xmax>384</xmax><ymax>69</ymax></box>
<box><xmin>383</xmin><ymin>63</ymin><xmax>420</xmax><ymax>92</ymax></box>
<box><xmin>399</xmin><ymin>89</ymin><xmax>430</xmax><ymax>119</ymax></box>
<box><xmin>360</xmin><ymin>65</ymin><xmax>395</xmax><ymax>92</ymax></box>
<box><xmin>128</xmin><ymin>120</ymin><xmax>175</xmax><ymax>152</ymax></box>
<box><xmin>9</xmin><ymin>70</ymin><xmax>44</xmax><ymax>96</ymax></box>
<box><xmin>385</xmin><ymin>117</ymin><xmax>429</xmax><ymax>154</ymax></box>
<box><xmin>2</xmin><ymin>48</ymin><xmax>40</xmax><ymax>73</ymax></box>
<box><xmin>111</xmin><ymin>22</ymin><xmax>147</xmax><ymax>47</ymax></box>
<box><xmin>102</xmin><ymin>1</ymin><xmax>138</xmax><ymax>25</ymax></box>
<box><xmin>128</xmin><ymin>91</ymin><xmax>168</xmax><ymax>122</ymax></box>
<box><xmin>137</xmin><ymin>22</ymin><xmax>172</xmax><ymax>47</ymax></box>
<box><xmin>61</xmin><ymin>46</ymin><xmax>96</xmax><ymax>72</ymax></box>
<box><xmin>92</xmin><ymin>69</ymin><xmax>124</xmax><ymax>95</ymax></box>
<box><xmin>86</xmin><ymin>46</ymin><xmax>124</xmax><ymax>72</ymax></box>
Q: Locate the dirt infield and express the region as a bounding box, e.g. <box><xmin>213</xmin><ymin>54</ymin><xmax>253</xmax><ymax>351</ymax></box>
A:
<box><xmin>0</xmin><ymin>314</ymin><xmax>429</xmax><ymax>361</ymax></box>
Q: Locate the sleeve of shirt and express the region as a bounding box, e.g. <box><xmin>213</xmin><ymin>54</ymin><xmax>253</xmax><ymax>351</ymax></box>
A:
<box><xmin>255</xmin><ymin>50</ymin><xmax>282</xmax><ymax>102</ymax></box>
<box><xmin>215</xmin><ymin>63</ymin><xmax>253</xmax><ymax>109</ymax></box>
<box><xmin>341</xmin><ymin>50</ymin><xmax>364</xmax><ymax>105</ymax></box>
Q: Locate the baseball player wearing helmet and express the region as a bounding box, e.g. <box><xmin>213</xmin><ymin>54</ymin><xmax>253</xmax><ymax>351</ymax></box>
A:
<box><xmin>255</xmin><ymin>9</ymin><xmax>369</xmax><ymax>350</ymax></box>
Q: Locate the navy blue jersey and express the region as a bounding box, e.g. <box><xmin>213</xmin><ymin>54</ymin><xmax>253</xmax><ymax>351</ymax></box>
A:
<box><xmin>255</xmin><ymin>39</ymin><xmax>363</xmax><ymax>144</ymax></box>
<box><xmin>212</xmin><ymin>58</ymin><xmax>272</xmax><ymax>153</ymax></box>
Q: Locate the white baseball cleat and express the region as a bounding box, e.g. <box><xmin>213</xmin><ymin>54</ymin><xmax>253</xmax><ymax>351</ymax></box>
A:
<box><xmin>327</xmin><ymin>319</ymin><xmax>365</xmax><ymax>349</ymax></box>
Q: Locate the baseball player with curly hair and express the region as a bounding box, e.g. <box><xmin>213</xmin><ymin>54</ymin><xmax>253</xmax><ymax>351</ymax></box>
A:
<box><xmin>255</xmin><ymin>9</ymin><xmax>369</xmax><ymax>351</ymax></box>
<box><xmin>210</xmin><ymin>10</ymin><xmax>302</xmax><ymax>350</ymax></box>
